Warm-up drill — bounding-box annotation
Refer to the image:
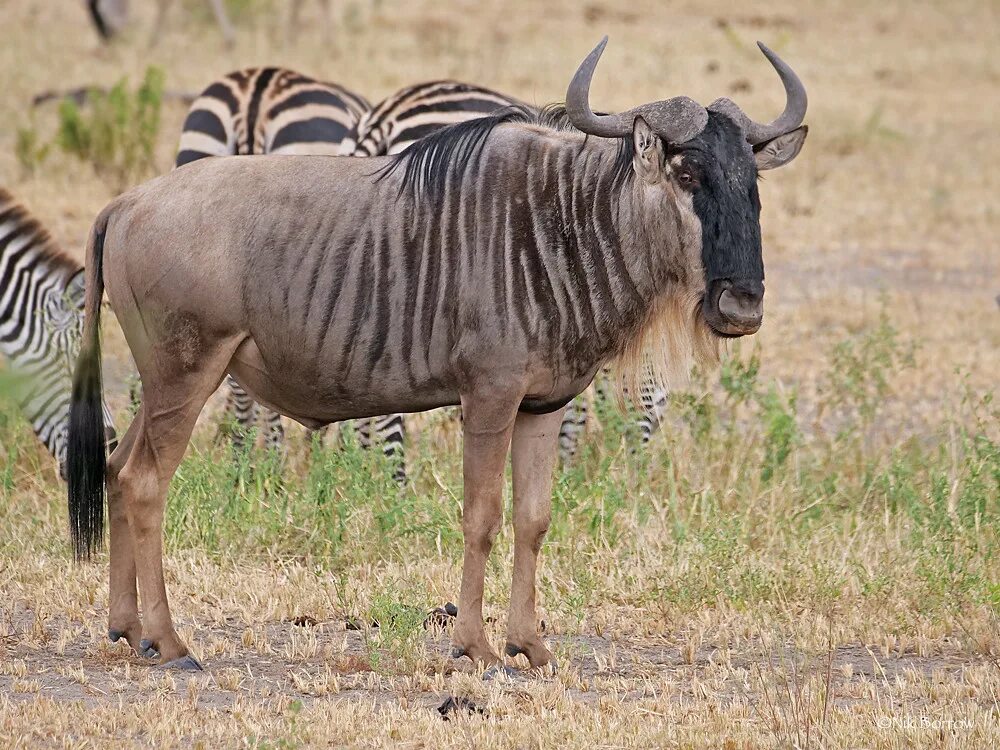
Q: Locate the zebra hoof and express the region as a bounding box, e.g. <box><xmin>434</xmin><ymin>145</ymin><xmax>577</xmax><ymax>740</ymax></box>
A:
<box><xmin>161</xmin><ymin>654</ymin><xmax>204</xmax><ymax>671</ymax></box>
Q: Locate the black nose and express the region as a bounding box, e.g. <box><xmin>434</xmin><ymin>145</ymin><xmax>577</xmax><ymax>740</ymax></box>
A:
<box><xmin>717</xmin><ymin>279</ymin><xmax>764</xmax><ymax>331</ymax></box>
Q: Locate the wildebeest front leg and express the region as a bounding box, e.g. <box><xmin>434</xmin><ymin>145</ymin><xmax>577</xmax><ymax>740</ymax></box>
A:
<box><xmin>505</xmin><ymin>407</ymin><xmax>564</xmax><ymax>668</ymax></box>
<box><xmin>452</xmin><ymin>392</ymin><xmax>520</xmax><ymax>667</ymax></box>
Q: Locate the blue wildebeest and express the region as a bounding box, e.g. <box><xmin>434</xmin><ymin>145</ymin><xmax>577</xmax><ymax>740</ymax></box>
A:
<box><xmin>67</xmin><ymin>37</ymin><xmax>807</xmax><ymax>670</ymax></box>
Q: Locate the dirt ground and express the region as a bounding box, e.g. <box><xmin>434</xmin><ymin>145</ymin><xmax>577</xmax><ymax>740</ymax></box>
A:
<box><xmin>2</xmin><ymin>0</ymin><xmax>999</xmax><ymax>748</ymax></box>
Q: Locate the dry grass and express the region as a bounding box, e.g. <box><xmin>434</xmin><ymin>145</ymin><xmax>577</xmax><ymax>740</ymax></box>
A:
<box><xmin>2</xmin><ymin>0</ymin><xmax>999</xmax><ymax>747</ymax></box>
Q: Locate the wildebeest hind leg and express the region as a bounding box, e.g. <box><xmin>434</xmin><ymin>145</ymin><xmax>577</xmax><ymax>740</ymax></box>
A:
<box><xmin>119</xmin><ymin>337</ymin><xmax>242</xmax><ymax>666</ymax></box>
<box><xmin>106</xmin><ymin>410</ymin><xmax>144</xmax><ymax>654</ymax></box>
<box><xmin>451</xmin><ymin>391</ymin><xmax>521</xmax><ymax>667</ymax></box>
<box><xmin>505</xmin><ymin>407</ymin><xmax>564</xmax><ymax>669</ymax></box>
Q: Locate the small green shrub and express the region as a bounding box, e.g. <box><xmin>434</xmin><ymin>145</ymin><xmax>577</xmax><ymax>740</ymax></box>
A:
<box><xmin>15</xmin><ymin>124</ymin><xmax>50</xmax><ymax>174</ymax></box>
<box><xmin>54</xmin><ymin>66</ymin><xmax>165</xmax><ymax>189</ymax></box>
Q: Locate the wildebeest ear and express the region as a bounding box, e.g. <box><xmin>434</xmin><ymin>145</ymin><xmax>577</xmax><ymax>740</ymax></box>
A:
<box><xmin>754</xmin><ymin>125</ymin><xmax>808</xmax><ymax>170</ymax></box>
<box><xmin>632</xmin><ymin>116</ymin><xmax>666</xmax><ymax>184</ymax></box>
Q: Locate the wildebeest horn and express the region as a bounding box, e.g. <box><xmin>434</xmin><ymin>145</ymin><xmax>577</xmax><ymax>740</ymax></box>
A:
<box><xmin>566</xmin><ymin>37</ymin><xmax>709</xmax><ymax>143</ymax></box>
<box><xmin>708</xmin><ymin>42</ymin><xmax>808</xmax><ymax>145</ymax></box>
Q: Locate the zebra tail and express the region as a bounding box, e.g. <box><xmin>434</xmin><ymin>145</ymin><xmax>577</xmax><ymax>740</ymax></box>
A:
<box><xmin>68</xmin><ymin>211</ymin><xmax>109</xmax><ymax>560</ymax></box>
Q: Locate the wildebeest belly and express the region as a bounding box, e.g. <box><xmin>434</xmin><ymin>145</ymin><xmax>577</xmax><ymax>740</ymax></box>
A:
<box><xmin>226</xmin><ymin>334</ymin><xmax>459</xmax><ymax>428</ymax></box>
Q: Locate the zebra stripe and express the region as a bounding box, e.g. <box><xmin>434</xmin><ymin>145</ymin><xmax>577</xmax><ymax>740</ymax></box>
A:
<box><xmin>340</xmin><ymin>80</ymin><xmax>521</xmax><ymax>157</ymax></box>
<box><xmin>176</xmin><ymin>67</ymin><xmax>369</xmax><ymax>166</ymax></box>
<box><xmin>0</xmin><ymin>189</ymin><xmax>116</xmax><ymax>477</ymax></box>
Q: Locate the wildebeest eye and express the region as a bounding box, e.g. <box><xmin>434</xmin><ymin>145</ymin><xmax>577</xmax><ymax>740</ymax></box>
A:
<box><xmin>676</xmin><ymin>170</ymin><xmax>695</xmax><ymax>187</ymax></box>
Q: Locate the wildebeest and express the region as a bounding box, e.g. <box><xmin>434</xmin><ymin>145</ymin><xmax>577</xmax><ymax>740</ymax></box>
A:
<box><xmin>68</xmin><ymin>37</ymin><xmax>807</xmax><ymax>670</ymax></box>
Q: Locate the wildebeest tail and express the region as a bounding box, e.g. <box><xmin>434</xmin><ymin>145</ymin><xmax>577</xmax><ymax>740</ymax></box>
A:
<box><xmin>68</xmin><ymin>210</ymin><xmax>110</xmax><ymax>560</ymax></box>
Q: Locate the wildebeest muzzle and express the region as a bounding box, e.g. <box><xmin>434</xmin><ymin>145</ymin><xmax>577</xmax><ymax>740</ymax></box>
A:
<box><xmin>703</xmin><ymin>278</ymin><xmax>764</xmax><ymax>337</ymax></box>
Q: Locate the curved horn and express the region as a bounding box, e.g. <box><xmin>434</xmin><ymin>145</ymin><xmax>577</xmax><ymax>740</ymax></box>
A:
<box><xmin>565</xmin><ymin>36</ymin><xmax>630</xmax><ymax>137</ymax></box>
<box><xmin>711</xmin><ymin>42</ymin><xmax>808</xmax><ymax>145</ymax></box>
<box><xmin>566</xmin><ymin>38</ymin><xmax>709</xmax><ymax>143</ymax></box>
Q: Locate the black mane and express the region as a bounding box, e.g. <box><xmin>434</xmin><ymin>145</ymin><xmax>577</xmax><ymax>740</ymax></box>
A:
<box><xmin>376</xmin><ymin>103</ymin><xmax>635</xmax><ymax>200</ymax></box>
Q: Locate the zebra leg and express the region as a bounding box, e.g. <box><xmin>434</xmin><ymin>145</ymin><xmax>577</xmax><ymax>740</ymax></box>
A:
<box><xmin>376</xmin><ymin>414</ymin><xmax>407</xmax><ymax>483</ymax></box>
<box><xmin>225</xmin><ymin>375</ymin><xmax>258</xmax><ymax>453</ymax></box>
<box><xmin>354</xmin><ymin>418</ymin><xmax>373</xmax><ymax>450</ymax></box>
<box><xmin>636</xmin><ymin>383</ymin><xmax>668</xmax><ymax>447</ymax></box>
<box><xmin>150</xmin><ymin>0</ymin><xmax>170</xmax><ymax>47</ymax></box>
<box><xmin>261</xmin><ymin>408</ymin><xmax>285</xmax><ymax>453</ymax></box>
<box><xmin>558</xmin><ymin>395</ymin><xmax>588</xmax><ymax>464</ymax></box>
<box><xmin>354</xmin><ymin>415</ymin><xmax>407</xmax><ymax>482</ymax></box>
<box><xmin>309</xmin><ymin>424</ymin><xmax>328</xmax><ymax>446</ymax></box>
<box><xmin>206</xmin><ymin>0</ymin><xmax>235</xmax><ymax>47</ymax></box>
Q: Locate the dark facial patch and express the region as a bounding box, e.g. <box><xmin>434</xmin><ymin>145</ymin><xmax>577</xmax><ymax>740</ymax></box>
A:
<box><xmin>668</xmin><ymin>112</ymin><xmax>763</xmax><ymax>285</ymax></box>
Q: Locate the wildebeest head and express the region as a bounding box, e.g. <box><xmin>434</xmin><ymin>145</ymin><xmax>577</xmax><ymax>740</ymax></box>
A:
<box><xmin>566</xmin><ymin>37</ymin><xmax>808</xmax><ymax>338</ymax></box>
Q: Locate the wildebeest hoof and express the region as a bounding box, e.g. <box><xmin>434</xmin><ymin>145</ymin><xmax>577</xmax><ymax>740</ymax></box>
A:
<box><xmin>138</xmin><ymin>639</ymin><xmax>160</xmax><ymax>660</ymax></box>
<box><xmin>504</xmin><ymin>641</ymin><xmax>556</xmax><ymax>672</ymax></box>
<box><xmin>108</xmin><ymin>628</ymin><xmax>125</xmax><ymax>643</ymax></box>
<box><xmin>504</xmin><ymin>642</ymin><xmax>525</xmax><ymax>658</ymax></box>
<box><xmin>482</xmin><ymin>664</ymin><xmax>519</xmax><ymax>681</ymax></box>
<box><xmin>161</xmin><ymin>654</ymin><xmax>204</xmax><ymax>671</ymax></box>
<box><xmin>451</xmin><ymin>647</ymin><xmax>466</xmax><ymax>659</ymax></box>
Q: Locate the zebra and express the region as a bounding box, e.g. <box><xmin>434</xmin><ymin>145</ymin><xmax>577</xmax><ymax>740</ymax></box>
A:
<box><xmin>0</xmin><ymin>188</ymin><xmax>115</xmax><ymax>478</ymax></box>
<box><xmin>175</xmin><ymin>67</ymin><xmax>370</xmax><ymax>165</ymax></box>
<box><xmin>174</xmin><ymin>67</ymin><xmax>369</xmax><ymax>455</ymax></box>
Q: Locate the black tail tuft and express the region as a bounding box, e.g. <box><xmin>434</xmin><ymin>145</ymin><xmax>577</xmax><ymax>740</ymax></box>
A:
<box><xmin>67</xmin><ymin>221</ymin><xmax>108</xmax><ymax>560</ymax></box>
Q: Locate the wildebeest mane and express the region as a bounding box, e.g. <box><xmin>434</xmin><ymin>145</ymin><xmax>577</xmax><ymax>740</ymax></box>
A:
<box><xmin>376</xmin><ymin>105</ymin><xmax>534</xmax><ymax>199</ymax></box>
<box><xmin>377</xmin><ymin>103</ymin><xmax>635</xmax><ymax>200</ymax></box>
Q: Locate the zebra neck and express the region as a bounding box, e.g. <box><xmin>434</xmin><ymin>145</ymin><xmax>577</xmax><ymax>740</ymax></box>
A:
<box><xmin>0</xmin><ymin>215</ymin><xmax>70</xmax><ymax>355</ymax></box>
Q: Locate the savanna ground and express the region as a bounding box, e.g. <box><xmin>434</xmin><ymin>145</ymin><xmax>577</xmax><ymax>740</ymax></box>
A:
<box><xmin>1</xmin><ymin>0</ymin><xmax>999</xmax><ymax>747</ymax></box>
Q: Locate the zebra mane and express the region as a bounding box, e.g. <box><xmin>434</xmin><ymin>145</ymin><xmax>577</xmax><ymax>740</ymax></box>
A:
<box><xmin>0</xmin><ymin>188</ymin><xmax>82</xmax><ymax>277</ymax></box>
<box><xmin>378</xmin><ymin>104</ymin><xmax>635</xmax><ymax>200</ymax></box>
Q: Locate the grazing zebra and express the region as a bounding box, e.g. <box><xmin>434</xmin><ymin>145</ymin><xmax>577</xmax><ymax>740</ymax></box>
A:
<box><xmin>0</xmin><ymin>188</ymin><xmax>115</xmax><ymax>478</ymax></box>
<box><xmin>175</xmin><ymin>67</ymin><xmax>369</xmax><ymax>454</ymax></box>
<box><xmin>68</xmin><ymin>37</ymin><xmax>808</xmax><ymax>670</ymax></box>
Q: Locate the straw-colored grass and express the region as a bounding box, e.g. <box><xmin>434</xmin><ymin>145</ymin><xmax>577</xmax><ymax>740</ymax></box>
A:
<box><xmin>1</xmin><ymin>1</ymin><xmax>998</xmax><ymax>747</ymax></box>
